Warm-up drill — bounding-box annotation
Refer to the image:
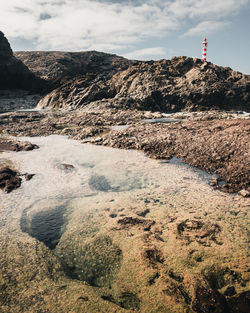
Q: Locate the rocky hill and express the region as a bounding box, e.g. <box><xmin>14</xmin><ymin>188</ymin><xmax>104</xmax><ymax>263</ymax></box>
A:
<box><xmin>1</xmin><ymin>30</ymin><xmax>249</xmax><ymax>112</ymax></box>
<box><xmin>37</xmin><ymin>56</ymin><xmax>250</xmax><ymax>112</ymax></box>
<box><xmin>15</xmin><ymin>50</ymin><xmax>136</xmax><ymax>87</ymax></box>
<box><xmin>0</xmin><ymin>31</ymin><xmax>44</xmax><ymax>92</ymax></box>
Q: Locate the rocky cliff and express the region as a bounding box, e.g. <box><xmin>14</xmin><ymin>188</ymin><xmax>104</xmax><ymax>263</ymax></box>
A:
<box><xmin>37</xmin><ymin>56</ymin><xmax>250</xmax><ymax>112</ymax></box>
<box><xmin>0</xmin><ymin>31</ymin><xmax>44</xmax><ymax>91</ymax></box>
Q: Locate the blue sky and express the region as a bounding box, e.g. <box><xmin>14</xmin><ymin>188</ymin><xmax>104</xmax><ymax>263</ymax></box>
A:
<box><xmin>1</xmin><ymin>0</ymin><xmax>250</xmax><ymax>74</ymax></box>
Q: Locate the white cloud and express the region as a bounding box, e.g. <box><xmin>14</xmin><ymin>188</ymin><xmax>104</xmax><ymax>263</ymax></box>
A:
<box><xmin>169</xmin><ymin>0</ymin><xmax>249</xmax><ymax>18</ymax></box>
<box><xmin>183</xmin><ymin>20</ymin><xmax>230</xmax><ymax>37</ymax></box>
<box><xmin>124</xmin><ymin>47</ymin><xmax>166</xmax><ymax>60</ymax></box>
<box><xmin>0</xmin><ymin>0</ymin><xmax>248</xmax><ymax>51</ymax></box>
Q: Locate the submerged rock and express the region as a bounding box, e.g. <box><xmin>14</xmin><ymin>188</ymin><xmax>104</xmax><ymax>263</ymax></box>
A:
<box><xmin>101</xmin><ymin>291</ymin><xmax>141</xmax><ymax>310</ymax></box>
<box><xmin>191</xmin><ymin>284</ymin><xmax>229</xmax><ymax>313</ymax></box>
<box><xmin>60</xmin><ymin>235</ymin><xmax>122</xmax><ymax>287</ymax></box>
<box><xmin>60</xmin><ymin>163</ymin><xmax>75</xmax><ymax>171</ymax></box>
<box><xmin>88</xmin><ymin>174</ymin><xmax>111</xmax><ymax>192</ymax></box>
<box><xmin>21</xmin><ymin>205</ymin><xmax>67</xmax><ymax>249</ymax></box>
<box><xmin>177</xmin><ymin>219</ymin><xmax>222</xmax><ymax>246</ymax></box>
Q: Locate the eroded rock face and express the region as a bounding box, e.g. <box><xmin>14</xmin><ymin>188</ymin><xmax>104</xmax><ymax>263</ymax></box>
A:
<box><xmin>0</xmin><ymin>31</ymin><xmax>45</xmax><ymax>91</ymax></box>
<box><xmin>37</xmin><ymin>56</ymin><xmax>250</xmax><ymax>112</ymax></box>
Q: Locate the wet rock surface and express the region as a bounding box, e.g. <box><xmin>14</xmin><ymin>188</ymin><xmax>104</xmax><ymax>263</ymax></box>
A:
<box><xmin>0</xmin><ymin>167</ymin><xmax>35</xmax><ymax>193</ymax></box>
<box><xmin>191</xmin><ymin>284</ymin><xmax>229</xmax><ymax>313</ymax></box>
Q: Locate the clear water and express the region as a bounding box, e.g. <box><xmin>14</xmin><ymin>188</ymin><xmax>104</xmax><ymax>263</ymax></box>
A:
<box><xmin>1</xmin><ymin>134</ymin><xmax>249</xmax><ymax>311</ymax></box>
<box><xmin>0</xmin><ymin>134</ymin><xmax>215</xmax><ymax>203</ymax></box>
<box><xmin>142</xmin><ymin>117</ymin><xmax>179</xmax><ymax>124</ymax></box>
<box><xmin>0</xmin><ymin>135</ymin><xmax>217</xmax><ymax>235</ymax></box>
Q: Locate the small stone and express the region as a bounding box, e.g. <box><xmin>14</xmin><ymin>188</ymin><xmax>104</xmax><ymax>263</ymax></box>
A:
<box><xmin>61</xmin><ymin>163</ymin><xmax>75</xmax><ymax>170</ymax></box>
<box><xmin>209</xmin><ymin>178</ymin><xmax>218</xmax><ymax>186</ymax></box>
<box><xmin>25</xmin><ymin>173</ymin><xmax>35</xmax><ymax>181</ymax></box>
<box><xmin>238</xmin><ymin>189</ymin><xmax>250</xmax><ymax>197</ymax></box>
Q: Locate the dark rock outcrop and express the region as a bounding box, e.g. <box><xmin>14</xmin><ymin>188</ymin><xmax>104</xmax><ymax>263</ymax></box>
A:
<box><xmin>0</xmin><ymin>31</ymin><xmax>45</xmax><ymax>92</ymax></box>
<box><xmin>0</xmin><ymin>167</ymin><xmax>35</xmax><ymax>193</ymax></box>
<box><xmin>0</xmin><ymin>167</ymin><xmax>21</xmax><ymax>193</ymax></box>
<box><xmin>0</xmin><ymin>138</ymin><xmax>39</xmax><ymax>152</ymax></box>
<box><xmin>37</xmin><ymin>56</ymin><xmax>250</xmax><ymax>112</ymax></box>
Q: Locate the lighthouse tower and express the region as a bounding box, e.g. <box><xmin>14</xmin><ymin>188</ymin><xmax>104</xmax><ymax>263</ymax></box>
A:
<box><xmin>202</xmin><ymin>37</ymin><xmax>207</xmax><ymax>61</ymax></box>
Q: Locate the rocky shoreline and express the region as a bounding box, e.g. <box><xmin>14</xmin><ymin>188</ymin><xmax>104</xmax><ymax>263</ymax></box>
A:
<box><xmin>1</xmin><ymin>109</ymin><xmax>249</xmax><ymax>195</ymax></box>
<box><xmin>0</xmin><ymin>29</ymin><xmax>250</xmax><ymax>313</ymax></box>
<box><xmin>88</xmin><ymin>118</ymin><xmax>250</xmax><ymax>195</ymax></box>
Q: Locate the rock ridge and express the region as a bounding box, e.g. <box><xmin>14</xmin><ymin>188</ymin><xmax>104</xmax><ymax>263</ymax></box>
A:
<box><xmin>37</xmin><ymin>56</ymin><xmax>250</xmax><ymax>112</ymax></box>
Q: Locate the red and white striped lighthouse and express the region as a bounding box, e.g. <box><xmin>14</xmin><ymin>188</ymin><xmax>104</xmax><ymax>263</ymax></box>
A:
<box><xmin>202</xmin><ymin>37</ymin><xmax>207</xmax><ymax>61</ymax></box>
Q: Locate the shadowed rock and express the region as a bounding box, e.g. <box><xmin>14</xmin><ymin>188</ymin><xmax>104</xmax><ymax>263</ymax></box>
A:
<box><xmin>0</xmin><ymin>31</ymin><xmax>46</xmax><ymax>92</ymax></box>
<box><xmin>117</xmin><ymin>216</ymin><xmax>155</xmax><ymax>231</ymax></box>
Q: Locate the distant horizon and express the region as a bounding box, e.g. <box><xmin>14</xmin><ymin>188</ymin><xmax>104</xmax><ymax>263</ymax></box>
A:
<box><xmin>2</xmin><ymin>0</ymin><xmax>250</xmax><ymax>74</ymax></box>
